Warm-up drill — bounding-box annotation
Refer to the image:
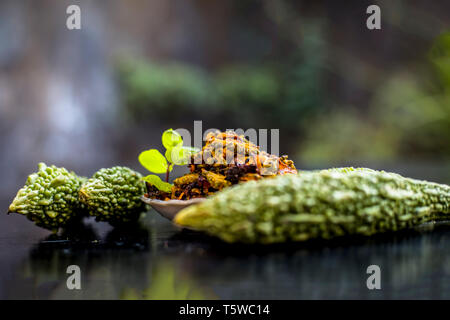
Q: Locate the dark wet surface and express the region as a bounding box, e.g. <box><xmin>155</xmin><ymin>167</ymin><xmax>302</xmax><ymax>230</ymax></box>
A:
<box><xmin>1</xmin><ymin>199</ymin><xmax>450</xmax><ymax>300</ymax></box>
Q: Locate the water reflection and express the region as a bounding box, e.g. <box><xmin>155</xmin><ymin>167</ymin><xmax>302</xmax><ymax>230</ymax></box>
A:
<box><xmin>121</xmin><ymin>259</ymin><xmax>217</xmax><ymax>300</ymax></box>
<box><xmin>165</xmin><ymin>222</ymin><xmax>450</xmax><ymax>299</ymax></box>
<box><xmin>14</xmin><ymin>215</ymin><xmax>450</xmax><ymax>299</ymax></box>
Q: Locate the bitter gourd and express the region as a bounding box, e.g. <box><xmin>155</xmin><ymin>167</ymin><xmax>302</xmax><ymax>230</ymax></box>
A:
<box><xmin>174</xmin><ymin>168</ymin><xmax>450</xmax><ymax>243</ymax></box>
<box><xmin>8</xmin><ymin>163</ymin><xmax>85</xmax><ymax>231</ymax></box>
<box><xmin>79</xmin><ymin>166</ymin><xmax>147</xmax><ymax>225</ymax></box>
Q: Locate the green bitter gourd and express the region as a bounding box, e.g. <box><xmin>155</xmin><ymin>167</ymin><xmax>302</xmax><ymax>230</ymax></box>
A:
<box><xmin>174</xmin><ymin>168</ymin><xmax>450</xmax><ymax>243</ymax></box>
<box><xmin>8</xmin><ymin>163</ymin><xmax>85</xmax><ymax>231</ymax></box>
<box><xmin>79</xmin><ymin>166</ymin><xmax>147</xmax><ymax>225</ymax></box>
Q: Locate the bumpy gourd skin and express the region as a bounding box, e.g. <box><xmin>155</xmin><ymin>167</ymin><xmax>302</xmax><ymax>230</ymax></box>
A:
<box><xmin>79</xmin><ymin>166</ymin><xmax>147</xmax><ymax>225</ymax></box>
<box><xmin>175</xmin><ymin>168</ymin><xmax>450</xmax><ymax>243</ymax></box>
<box><xmin>8</xmin><ymin>163</ymin><xmax>85</xmax><ymax>231</ymax></box>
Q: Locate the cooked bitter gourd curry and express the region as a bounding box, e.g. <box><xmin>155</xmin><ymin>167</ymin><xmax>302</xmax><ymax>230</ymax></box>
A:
<box><xmin>146</xmin><ymin>130</ymin><xmax>298</xmax><ymax>200</ymax></box>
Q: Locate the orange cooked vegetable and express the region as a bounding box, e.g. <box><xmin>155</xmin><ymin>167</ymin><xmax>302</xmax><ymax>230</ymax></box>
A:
<box><xmin>146</xmin><ymin>130</ymin><xmax>297</xmax><ymax>200</ymax></box>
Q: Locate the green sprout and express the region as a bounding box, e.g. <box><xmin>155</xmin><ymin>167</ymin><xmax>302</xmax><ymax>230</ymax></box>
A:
<box><xmin>138</xmin><ymin>129</ymin><xmax>199</xmax><ymax>192</ymax></box>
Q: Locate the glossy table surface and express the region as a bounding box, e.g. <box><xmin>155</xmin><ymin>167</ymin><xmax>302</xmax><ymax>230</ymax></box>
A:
<box><xmin>1</xmin><ymin>198</ymin><xmax>450</xmax><ymax>300</ymax></box>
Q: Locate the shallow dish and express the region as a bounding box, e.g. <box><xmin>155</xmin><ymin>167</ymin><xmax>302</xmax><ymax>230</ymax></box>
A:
<box><xmin>141</xmin><ymin>196</ymin><xmax>205</xmax><ymax>221</ymax></box>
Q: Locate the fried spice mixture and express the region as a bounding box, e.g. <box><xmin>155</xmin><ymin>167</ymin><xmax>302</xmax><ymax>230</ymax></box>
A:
<box><xmin>146</xmin><ymin>130</ymin><xmax>297</xmax><ymax>200</ymax></box>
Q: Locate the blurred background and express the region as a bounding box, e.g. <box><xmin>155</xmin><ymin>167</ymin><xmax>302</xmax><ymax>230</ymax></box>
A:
<box><xmin>1</xmin><ymin>0</ymin><xmax>450</xmax><ymax>300</ymax></box>
<box><xmin>1</xmin><ymin>0</ymin><xmax>449</xmax><ymax>205</ymax></box>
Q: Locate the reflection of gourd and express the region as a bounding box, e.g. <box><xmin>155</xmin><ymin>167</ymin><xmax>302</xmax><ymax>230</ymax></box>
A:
<box><xmin>20</xmin><ymin>223</ymin><xmax>151</xmax><ymax>299</ymax></box>
<box><xmin>21</xmin><ymin>223</ymin><xmax>99</xmax><ymax>298</ymax></box>
<box><xmin>121</xmin><ymin>262</ymin><xmax>215</xmax><ymax>300</ymax></box>
<box><xmin>176</xmin><ymin>168</ymin><xmax>450</xmax><ymax>243</ymax></box>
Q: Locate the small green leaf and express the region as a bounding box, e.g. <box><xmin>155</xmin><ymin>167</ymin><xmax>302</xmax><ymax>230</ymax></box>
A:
<box><xmin>142</xmin><ymin>175</ymin><xmax>173</xmax><ymax>193</ymax></box>
<box><xmin>162</xmin><ymin>129</ymin><xmax>183</xmax><ymax>150</ymax></box>
<box><xmin>166</xmin><ymin>146</ymin><xmax>200</xmax><ymax>166</ymax></box>
<box><xmin>138</xmin><ymin>149</ymin><xmax>168</xmax><ymax>174</ymax></box>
